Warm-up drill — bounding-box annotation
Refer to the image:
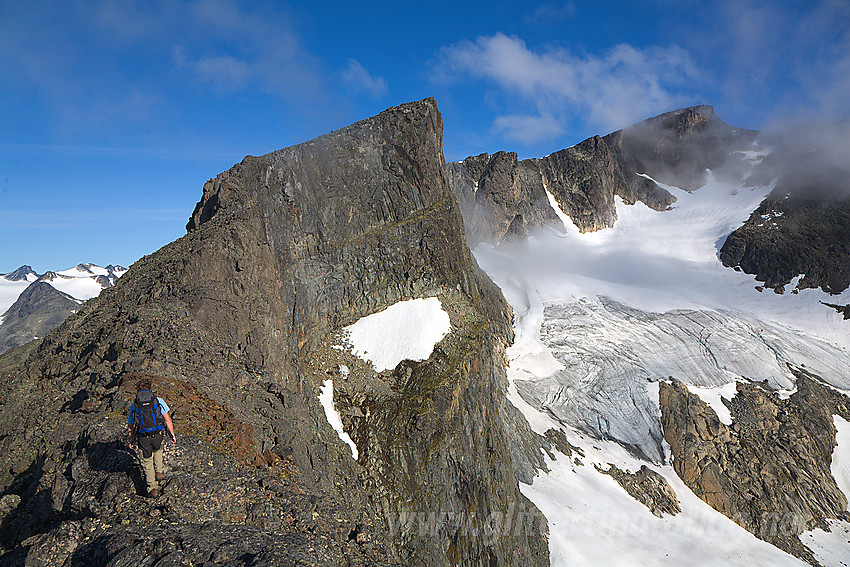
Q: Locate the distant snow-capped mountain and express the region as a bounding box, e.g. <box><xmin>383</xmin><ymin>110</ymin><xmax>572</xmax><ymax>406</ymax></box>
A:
<box><xmin>0</xmin><ymin>263</ymin><xmax>127</xmax><ymax>354</ymax></box>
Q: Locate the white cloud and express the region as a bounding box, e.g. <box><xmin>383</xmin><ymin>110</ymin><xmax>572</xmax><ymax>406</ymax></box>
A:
<box><xmin>434</xmin><ymin>33</ymin><xmax>701</xmax><ymax>144</ymax></box>
<box><xmin>340</xmin><ymin>59</ymin><xmax>388</xmax><ymax>99</ymax></box>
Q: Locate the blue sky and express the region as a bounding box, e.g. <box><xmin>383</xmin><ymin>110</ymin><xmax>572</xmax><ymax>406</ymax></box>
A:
<box><xmin>2</xmin><ymin>0</ymin><xmax>848</xmax><ymax>272</ymax></box>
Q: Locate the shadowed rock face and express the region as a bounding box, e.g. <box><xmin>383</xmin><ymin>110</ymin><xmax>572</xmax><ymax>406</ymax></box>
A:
<box><xmin>0</xmin><ymin>99</ymin><xmax>547</xmax><ymax>566</ymax></box>
<box><xmin>604</xmin><ymin>105</ymin><xmax>757</xmax><ymax>192</ymax></box>
<box><xmin>719</xmin><ymin>193</ymin><xmax>850</xmax><ymax>294</ymax></box>
<box><xmin>719</xmin><ymin>125</ymin><xmax>850</xmax><ymax>295</ymax></box>
<box><xmin>659</xmin><ymin>372</ymin><xmax>850</xmax><ymax>564</ymax></box>
<box><xmin>448</xmin><ymin>106</ymin><xmax>757</xmax><ymax>246</ymax></box>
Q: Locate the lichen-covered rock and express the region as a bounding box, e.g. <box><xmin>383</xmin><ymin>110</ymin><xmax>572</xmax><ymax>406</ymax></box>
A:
<box><xmin>0</xmin><ymin>99</ymin><xmax>547</xmax><ymax>566</ymax></box>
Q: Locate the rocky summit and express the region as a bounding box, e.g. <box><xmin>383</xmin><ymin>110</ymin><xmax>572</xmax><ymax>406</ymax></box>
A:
<box><xmin>0</xmin><ymin>99</ymin><xmax>547</xmax><ymax>566</ymax></box>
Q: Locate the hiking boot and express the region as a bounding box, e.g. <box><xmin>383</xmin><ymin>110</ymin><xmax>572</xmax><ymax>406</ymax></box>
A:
<box><xmin>148</xmin><ymin>488</ymin><xmax>160</xmax><ymax>498</ymax></box>
<box><xmin>155</xmin><ymin>472</ymin><xmax>165</xmax><ymax>481</ymax></box>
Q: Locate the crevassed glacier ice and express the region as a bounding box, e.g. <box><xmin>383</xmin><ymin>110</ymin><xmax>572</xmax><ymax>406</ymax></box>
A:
<box><xmin>514</xmin><ymin>296</ymin><xmax>850</xmax><ymax>463</ymax></box>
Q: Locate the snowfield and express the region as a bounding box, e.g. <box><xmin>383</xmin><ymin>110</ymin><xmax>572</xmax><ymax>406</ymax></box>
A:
<box><xmin>475</xmin><ymin>163</ymin><xmax>850</xmax><ymax>565</ymax></box>
<box><xmin>45</xmin><ymin>275</ymin><xmax>106</xmax><ymax>302</ymax></box>
<box><xmin>0</xmin><ymin>278</ymin><xmax>35</xmax><ymax>315</ymax></box>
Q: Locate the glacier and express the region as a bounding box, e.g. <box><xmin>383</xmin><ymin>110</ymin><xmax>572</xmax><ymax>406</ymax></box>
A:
<box><xmin>475</xmin><ymin>161</ymin><xmax>850</xmax><ymax>565</ymax></box>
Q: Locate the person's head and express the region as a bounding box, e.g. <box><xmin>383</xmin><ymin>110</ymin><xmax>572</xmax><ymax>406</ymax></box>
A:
<box><xmin>137</xmin><ymin>377</ymin><xmax>153</xmax><ymax>392</ymax></box>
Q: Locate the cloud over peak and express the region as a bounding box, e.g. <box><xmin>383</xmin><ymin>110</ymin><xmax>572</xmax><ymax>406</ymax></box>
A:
<box><xmin>433</xmin><ymin>33</ymin><xmax>701</xmax><ymax>146</ymax></box>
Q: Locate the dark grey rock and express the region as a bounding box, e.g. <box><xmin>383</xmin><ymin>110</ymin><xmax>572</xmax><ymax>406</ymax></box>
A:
<box><xmin>2</xmin><ymin>266</ymin><xmax>37</xmax><ymax>282</ymax></box>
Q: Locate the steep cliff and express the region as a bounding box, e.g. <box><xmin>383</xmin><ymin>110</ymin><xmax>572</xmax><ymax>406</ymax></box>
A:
<box><xmin>0</xmin><ymin>99</ymin><xmax>547</xmax><ymax>566</ymax></box>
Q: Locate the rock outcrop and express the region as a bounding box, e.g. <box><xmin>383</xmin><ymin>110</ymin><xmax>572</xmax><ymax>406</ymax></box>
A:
<box><xmin>1</xmin><ymin>266</ymin><xmax>37</xmax><ymax>282</ymax></box>
<box><xmin>596</xmin><ymin>464</ymin><xmax>681</xmax><ymax>518</ymax></box>
<box><xmin>448</xmin><ymin>106</ymin><xmax>757</xmax><ymax>245</ymax></box>
<box><xmin>659</xmin><ymin>372</ymin><xmax>850</xmax><ymax>564</ymax></box>
<box><xmin>720</xmin><ymin>194</ymin><xmax>850</xmax><ymax>294</ymax></box>
<box><xmin>719</xmin><ymin>121</ymin><xmax>850</xmax><ymax>295</ymax></box>
<box><xmin>0</xmin><ymin>99</ymin><xmax>547</xmax><ymax>566</ymax></box>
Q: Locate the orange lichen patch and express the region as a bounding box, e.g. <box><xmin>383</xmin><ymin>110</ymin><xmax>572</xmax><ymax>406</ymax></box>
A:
<box><xmin>121</xmin><ymin>372</ymin><xmax>258</xmax><ymax>463</ymax></box>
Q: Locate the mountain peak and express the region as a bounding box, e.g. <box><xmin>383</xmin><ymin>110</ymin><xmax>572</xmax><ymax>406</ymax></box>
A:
<box><xmin>2</xmin><ymin>266</ymin><xmax>37</xmax><ymax>282</ymax></box>
<box><xmin>186</xmin><ymin>97</ymin><xmax>443</xmax><ymax>232</ymax></box>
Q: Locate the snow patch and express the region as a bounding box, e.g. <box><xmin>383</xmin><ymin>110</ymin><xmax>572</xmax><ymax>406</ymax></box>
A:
<box><xmin>684</xmin><ymin>382</ymin><xmax>738</xmax><ymax>425</ymax></box>
<box><xmin>318</xmin><ymin>379</ymin><xmax>358</xmax><ymax>460</ymax></box>
<box><xmin>46</xmin><ymin>277</ymin><xmax>104</xmax><ymax>301</ymax></box>
<box><xmin>801</xmin><ymin>520</ymin><xmax>850</xmax><ymax>567</ymax></box>
<box><xmin>544</xmin><ymin>185</ymin><xmax>578</xmax><ymax>233</ymax></box>
<box><xmin>343</xmin><ymin>297</ymin><xmax>451</xmax><ymax>372</ymax></box>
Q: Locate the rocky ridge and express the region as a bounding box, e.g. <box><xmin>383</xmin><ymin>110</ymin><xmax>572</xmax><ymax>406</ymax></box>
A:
<box><xmin>0</xmin><ymin>99</ymin><xmax>547</xmax><ymax>566</ymax></box>
<box><xmin>447</xmin><ymin>105</ymin><xmax>757</xmax><ymax>245</ymax></box>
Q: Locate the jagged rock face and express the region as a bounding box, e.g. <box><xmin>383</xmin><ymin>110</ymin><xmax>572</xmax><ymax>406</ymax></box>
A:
<box><xmin>2</xmin><ymin>266</ymin><xmax>37</xmax><ymax>282</ymax></box>
<box><xmin>449</xmin><ymin>106</ymin><xmax>757</xmax><ymax>246</ymax></box>
<box><xmin>659</xmin><ymin>373</ymin><xmax>850</xmax><ymax>564</ymax></box>
<box><xmin>719</xmin><ymin>121</ymin><xmax>850</xmax><ymax>295</ymax></box>
<box><xmin>446</xmin><ymin>151</ymin><xmax>561</xmax><ymax>245</ymax></box>
<box><xmin>0</xmin><ymin>99</ymin><xmax>547</xmax><ymax>566</ymax></box>
<box><xmin>720</xmin><ymin>194</ymin><xmax>850</xmax><ymax>294</ymax></box>
<box><xmin>0</xmin><ymin>282</ymin><xmax>80</xmax><ymax>355</ymax></box>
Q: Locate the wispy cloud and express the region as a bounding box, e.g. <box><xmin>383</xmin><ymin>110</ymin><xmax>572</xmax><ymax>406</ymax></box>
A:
<box><xmin>492</xmin><ymin>114</ymin><xmax>564</xmax><ymax>145</ymax></box>
<box><xmin>170</xmin><ymin>0</ymin><xmax>325</xmax><ymax>100</ymax></box>
<box><xmin>433</xmin><ymin>33</ymin><xmax>700</xmax><ymax>145</ymax></box>
<box><xmin>524</xmin><ymin>2</ymin><xmax>577</xmax><ymax>24</ymax></box>
<box><xmin>340</xmin><ymin>59</ymin><xmax>388</xmax><ymax>99</ymax></box>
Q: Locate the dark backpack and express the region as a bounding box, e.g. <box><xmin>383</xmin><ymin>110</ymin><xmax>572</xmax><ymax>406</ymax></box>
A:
<box><xmin>133</xmin><ymin>390</ymin><xmax>164</xmax><ymax>435</ymax></box>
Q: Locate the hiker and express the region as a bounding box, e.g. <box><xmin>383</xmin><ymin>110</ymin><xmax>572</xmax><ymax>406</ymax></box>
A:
<box><xmin>127</xmin><ymin>379</ymin><xmax>176</xmax><ymax>497</ymax></box>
